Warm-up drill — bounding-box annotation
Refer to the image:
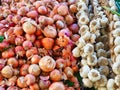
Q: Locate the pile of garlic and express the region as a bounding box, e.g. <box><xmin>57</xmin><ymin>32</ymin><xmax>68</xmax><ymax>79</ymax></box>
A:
<box><xmin>72</xmin><ymin>0</ymin><xmax>120</xmax><ymax>90</ymax></box>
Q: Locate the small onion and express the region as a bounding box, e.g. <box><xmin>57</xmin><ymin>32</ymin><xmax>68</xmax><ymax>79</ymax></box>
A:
<box><xmin>39</xmin><ymin>56</ymin><xmax>56</xmax><ymax>72</ymax></box>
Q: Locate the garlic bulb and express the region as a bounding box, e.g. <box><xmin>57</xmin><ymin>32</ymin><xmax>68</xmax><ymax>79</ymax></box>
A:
<box><xmin>97</xmin><ymin>49</ymin><xmax>107</xmax><ymax>58</ymax></box>
<box><xmin>95</xmin><ymin>42</ymin><xmax>104</xmax><ymax>51</ymax></box>
<box><xmin>88</xmin><ymin>69</ymin><xmax>101</xmax><ymax>82</ymax></box>
<box><xmin>87</xmin><ymin>54</ymin><xmax>97</xmax><ymax>66</ymax></box>
<box><xmin>98</xmin><ymin>57</ymin><xmax>108</xmax><ymax>66</ymax></box>
<box><xmin>116</xmin><ymin>54</ymin><xmax>120</xmax><ymax>62</ymax></box>
<box><xmin>114</xmin><ymin>21</ymin><xmax>120</xmax><ymax>28</ymax></box>
<box><xmin>80</xmin><ymin>65</ymin><xmax>90</xmax><ymax>78</ymax></box>
<box><xmin>83</xmin><ymin>43</ymin><xmax>94</xmax><ymax>55</ymax></box>
<box><xmin>112</xmin><ymin>62</ymin><xmax>120</xmax><ymax>75</ymax></box>
<box><xmin>114</xmin><ymin>36</ymin><xmax>120</xmax><ymax>46</ymax></box>
<box><xmin>77</xmin><ymin>37</ymin><xmax>86</xmax><ymax>48</ymax></box>
<box><xmin>98</xmin><ymin>66</ymin><xmax>109</xmax><ymax>76</ymax></box>
<box><xmin>94</xmin><ymin>75</ymin><xmax>107</xmax><ymax>87</ymax></box>
<box><xmin>72</xmin><ymin>47</ymin><xmax>81</xmax><ymax>57</ymax></box>
<box><xmin>112</xmin><ymin>28</ymin><xmax>120</xmax><ymax>37</ymax></box>
<box><xmin>115</xmin><ymin>75</ymin><xmax>120</xmax><ymax>86</ymax></box>
<box><xmin>107</xmin><ymin>79</ymin><xmax>116</xmax><ymax>90</ymax></box>
<box><xmin>82</xmin><ymin>78</ymin><xmax>93</xmax><ymax>88</ymax></box>
<box><xmin>79</xmin><ymin>25</ymin><xmax>89</xmax><ymax>35</ymax></box>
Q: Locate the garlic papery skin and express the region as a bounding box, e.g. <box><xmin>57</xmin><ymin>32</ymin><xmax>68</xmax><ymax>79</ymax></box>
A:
<box><xmin>88</xmin><ymin>69</ymin><xmax>101</xmax><ymax>82</ymax></box>
<box><xmin>82</xmin><ymin>78</ymin><xmax>93</xmax><ymax>88</ymax></box>
<box><xmin>112</xmin><ymin>61</ymin><xmax>120</xmax><ymax>75</ymax></box>
<box><xmin>79</xmin><ymin>65</ymin><xmax>90</xmax><ymax>78</ymax></box>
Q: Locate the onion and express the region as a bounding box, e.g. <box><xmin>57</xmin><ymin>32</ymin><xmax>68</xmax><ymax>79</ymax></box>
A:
<box><xmin>39</xmin><ymin>56</ymin><xmax>56</xmax><ymax>72</ymax></box>
<box><xmin>50</xmin><ymin>69</ymin><xmax>61</xmax><ymax>82</ymax></box>
<box><xmin>1</xmin><ymin>65</ymin><xmax>13</xmax><ymax>78</ymax></box>
<box><xmin>57</xmin><ymin>4</ymin><xmax>68</xmax><ymax>16</ymax></box>
<box><xmin>49</xmin><ymin>82</ymin><xmax>65</xmax><ymax>90</ymax></box>
<box><xmin>43</xmin><ymin>25</ymin><xmax>57</xmax><ymax>38</ymax></box>
<box><xmin>38</xmin><ymin>6</ymin><xmax>48</xmax><ymax>15</ymax></box>
<box><xmin>22</xmin><ymin>22</ymin><xmax>36</xmax><ymax>34</ymax></box>
<box><xmin>41</xmin><ymin>38</ymin><xmax>54</xmax><ymax>50</ymax></box>
<box><xmin>27</xmin><ymin>10</ymin><xmax>38</xmax><ymax>19</ymax></box>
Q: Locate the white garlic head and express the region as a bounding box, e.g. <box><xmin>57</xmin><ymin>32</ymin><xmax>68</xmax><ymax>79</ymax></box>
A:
<box><xmin>87</xmin><ymin>54</ymin><xmax>97</xmax><ymax>66</ymax></box>
<box><xmin>88</xmin><ymin>69</ymin><xmax>101</xmax><ymax>82</ymax></box>
<box><xmin>95</xmin><ymin>42</ymin><xmax>104</xmax><ymax>51</ymax></box>
<box><xmin>77</xmin><ymin>2</ymin><xmax>88</xmax><ymax>11</ymax></box>
<box><xmin>90</xmin><ymin>34</ymin><xmax>96</xmax><ymax>43</ymax></box>
<box><xmin>78</xmin><ymin>14</ymin><xmax>89</xmax><ymax>25</ymax></box>
<box><xmin>107</xmin><ymin>79</ymin><xmax>116</xmax><ymax>90</ymax></box>
<box><xmin>112</xmin><ymin>61</ymin><xmax>120</xmax><ymax>75</ymax></box>
<box><xmin>116</xmin><ymin>54</ymin><xmax>120</xmax><ymax>62</ymax></box>
<box><xmin>114</xmin><ymin>36</ymin><xmax>120</xmax><ymax>46</ymax></box>
<box><xmin>81</xmin><ymin>31</ymin><xmax>91</xmax><ymax>41</ymax></box>
<box><xmin>112</xmin><ymin>28</ymin><xmax>120</xmax><ymax>37</ymax></box>
<box><xmin>97</xmin><ymin>49</ymin><xmax>107</xmax><ymax>58</ymax></box>
<box><xmin>72</xmin><ymin>47</ymin><xmax>81</xmax><ymax>57</ymax></box>
<box><xmin>82</xmin><ymin>78</ymin><xmax>93</xmax><ymax>88</ymax></box>
<box><xmin>79</xmin><ymin>25</ymin><xmax>89</xmax><ymax>35</ymax></box>
<box><xmin>98</xmin><ymin>57</ymin><xmax>108</xmax><ymax>66</ymax></box>
<box><xmin>98</xmin><ymin>66</ymin><xmax>109</xmax><ymax>76</ymax></box>
<box><xmin>114</xmin><ymin>45</ymin><xmax>120</xmax><ymax>56</ymax></box>
<box><xmin>77</xmin><ymin>37</ymin><xmax>86</xmax><ymax>48</ymax></box>
<box><xmin>83</xmin><ymin>43</ymin><xmax>94</xmax><ymax>55</ymax></box>
<box><xmin>115</xmin><ymin>75</ymin><xmax>120</xmax><ymax>86</ymax></box>
<box><xmin>90</xmin><ymin>20</ymin><xmax>100</xmax><ymax>29</ymax></box>
<box><xmin>113</xmin><ymin>14</ymin><xmax>120</xmax><ymax>21</ymax></box>
<box><xmin>94</xmin><ymin>75</ymin><xmax>107</xmax><ymax>87</ymax></box>
<box><xmin>80</xmin><ymin>65</ymin><xmax>90</xmax><ymax>78</ymax></box>
<box><xmin>109</xmin><ymin>0</ymin><xmax>116</xmax><ymax>7</ymax></box>
<box><xmin>81</xmin><ymin>59</ymin><xmax>87</xmax><ymax>66</ymax></box>
<box><xmin>76</xmin><ymin>10</ymin><xmax>87</xmax><ymax>19</ymax></box>
<box><xmin>114</xmin><ymin>21</ymin><xmax>120</xmax><ymax>29</ymax></box>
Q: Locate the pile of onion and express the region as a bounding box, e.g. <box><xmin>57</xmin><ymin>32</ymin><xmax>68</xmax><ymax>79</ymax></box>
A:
<box><xmin>0</xmin><ymin>0</ymin><xmax>80</xmax><ymax>89</ymax></box>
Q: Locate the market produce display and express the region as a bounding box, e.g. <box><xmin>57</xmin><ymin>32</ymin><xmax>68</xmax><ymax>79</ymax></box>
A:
<box><xmin>0</xmin><ymin>0</ymin><xmax>120</xmax><ymax>90</ymax></box>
